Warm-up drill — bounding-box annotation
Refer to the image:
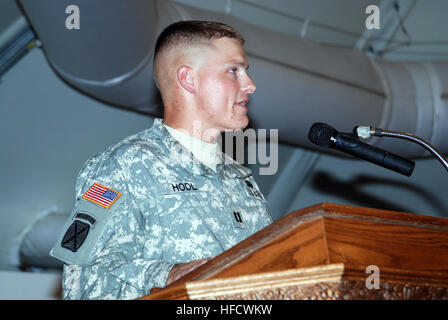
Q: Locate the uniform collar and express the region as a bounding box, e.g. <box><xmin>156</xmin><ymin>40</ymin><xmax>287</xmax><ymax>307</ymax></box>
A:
<box><xmin>163</xmin><ymin>122</ymin><xmax>220</xmax><ymax>173</ymax></box>
<box><xmin>148</xmin><ymin>118</ymin><xmax>252</xmax><ymax>179</ymax></box>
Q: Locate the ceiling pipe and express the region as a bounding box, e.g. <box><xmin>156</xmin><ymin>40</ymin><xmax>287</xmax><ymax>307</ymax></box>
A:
<box><xmin>18</xmin><ymin>0</ymin><xmax>448</xmax><ymax>158</ymax></box>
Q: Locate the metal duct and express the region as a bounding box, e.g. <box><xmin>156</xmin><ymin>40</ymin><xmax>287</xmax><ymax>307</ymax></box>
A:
<box><xmin>18</xmin><ymin>0</ymin><xmax>448</xmax><ymax>158</ymax></box>
<box><xmin>17</xmin><ymin>212</ymin><xmax>66</xmax><ymax>269</ymax></box>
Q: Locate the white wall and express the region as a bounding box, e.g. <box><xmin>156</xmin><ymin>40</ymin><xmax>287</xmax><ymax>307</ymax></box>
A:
<box><xmin>0</xmin><ymin>270</ymin><xmax>61</xmax><ymax>299</ymax></box>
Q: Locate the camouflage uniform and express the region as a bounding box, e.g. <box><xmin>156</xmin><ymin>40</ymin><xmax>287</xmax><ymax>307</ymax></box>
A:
<box><xmin>50</xmin><ymin>118</ymin><xmax>272</xmax><ymax>300</ymax></box>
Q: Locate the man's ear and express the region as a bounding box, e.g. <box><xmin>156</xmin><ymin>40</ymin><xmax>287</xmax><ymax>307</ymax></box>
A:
<box><xmin>177</xmin><ymin>65</ymin><xmax>196</xmax><ymax>94</ymax></box>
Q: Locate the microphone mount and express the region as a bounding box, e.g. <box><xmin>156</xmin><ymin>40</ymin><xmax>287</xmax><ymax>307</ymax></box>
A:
<box><xmin>355</xmin><ymin>126</ymin><xmax>448</xmax><ymax>173</ymax></box>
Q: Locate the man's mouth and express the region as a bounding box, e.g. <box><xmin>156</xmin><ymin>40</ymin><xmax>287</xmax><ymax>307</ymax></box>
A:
<box><xmin>235</xmin><ymin>100</ymin><xmax>249</xmax><ymax>109</ymax></box>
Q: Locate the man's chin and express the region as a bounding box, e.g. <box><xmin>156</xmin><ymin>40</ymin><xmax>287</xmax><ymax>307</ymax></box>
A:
<box><xmin>224</xmin><ymin>117</ymin><xmax>249</xmax><ymax>132</ymax></box>
<box><xmin>240</xmin><ymin>116</ymin><xmax>250</xmax><ymax>130</ymax></box>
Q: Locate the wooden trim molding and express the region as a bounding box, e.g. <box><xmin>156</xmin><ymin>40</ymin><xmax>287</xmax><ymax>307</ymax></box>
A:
<box><xmin>186</xmin><ymin>263</ymin><xmax>344</xmax><ymax>300</ymax></box>
<box><xmin>144</xmin><ymin>263</ymin><xmax>448</xmax><ymax>300</ymax></box>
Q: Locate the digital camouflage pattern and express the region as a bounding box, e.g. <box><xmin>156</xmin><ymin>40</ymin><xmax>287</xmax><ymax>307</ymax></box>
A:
<box><xmin>50</xmin><ymin>118</ymin><xmax>273</xmax><ymax>300</ymax></box>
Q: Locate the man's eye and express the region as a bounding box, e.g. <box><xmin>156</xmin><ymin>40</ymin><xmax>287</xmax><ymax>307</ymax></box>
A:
<box><xmin>229</xmin><ymin>68</ymin><xmax>237</xmax><ymax>74</ymax></box>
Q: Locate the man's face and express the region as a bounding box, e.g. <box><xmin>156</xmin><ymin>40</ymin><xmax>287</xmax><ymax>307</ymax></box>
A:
<box><xmin>194</xmin><ymin>37</ymin><xmax>256</xmax><ymax>132</ymax></box>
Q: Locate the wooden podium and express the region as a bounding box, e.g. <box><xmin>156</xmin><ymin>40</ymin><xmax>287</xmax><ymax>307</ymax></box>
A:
<box><xmin>139</xmin><ymin>203</ymin><xmax>448</xmax><ymax>300</ymax></box>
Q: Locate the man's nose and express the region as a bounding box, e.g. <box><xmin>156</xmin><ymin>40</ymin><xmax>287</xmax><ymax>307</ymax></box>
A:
<box><xmin>243</xmin><ymin>74</ymin><xmax>256</xmax><ymax>94</ymax></box>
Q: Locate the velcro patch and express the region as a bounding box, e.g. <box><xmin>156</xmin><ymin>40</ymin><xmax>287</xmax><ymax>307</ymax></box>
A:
<box><xmin>82</xmin><ymin>183</ymin><xmax>122</xmax><ymax>209</ymax></box>
<box><xmin>61</xmin><ymin>220</ymin><xmax>90</xmax><ymax>252</ymax></box>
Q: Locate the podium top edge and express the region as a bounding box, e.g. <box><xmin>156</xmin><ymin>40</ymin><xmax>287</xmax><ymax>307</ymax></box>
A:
<box><xmin>290</xmin><ymin>203</ymin><xmax>448</xmax><ymax>229</ymax></box>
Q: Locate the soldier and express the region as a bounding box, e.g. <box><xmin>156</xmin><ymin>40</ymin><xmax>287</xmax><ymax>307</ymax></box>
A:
<box><xmin>50</xmin><ymin>20</ymin><xmax>273</xmax><ymax>300</ymax></box>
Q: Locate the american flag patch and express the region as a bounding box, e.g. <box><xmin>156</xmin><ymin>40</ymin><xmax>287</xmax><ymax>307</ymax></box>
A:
<box><xmin>82</xmin><ymin>183</ymin><xmax>122</xmax><ymax>209</ymax></box>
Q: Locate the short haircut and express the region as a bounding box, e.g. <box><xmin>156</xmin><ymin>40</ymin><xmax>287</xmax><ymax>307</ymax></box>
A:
<box><xmin>153</xmin><ymin>20</ymin><xmax>245</xmax><ymax>88</ymax></box>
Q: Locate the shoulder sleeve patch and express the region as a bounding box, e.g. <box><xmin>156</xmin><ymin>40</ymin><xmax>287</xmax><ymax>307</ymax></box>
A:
<box><xmin>61</xmin><ymin>220</ymin><xmax>90</xmax><ymax>252</ymax></box>
<box><xmin>50</xmin><ymin>192</ymin><xmax>126</xmax><ymax>267</ymax></box>
<box><xmin>82</xmin><ymin>182</ymin><xmax>122</xmax><ymax>209</ymax></box>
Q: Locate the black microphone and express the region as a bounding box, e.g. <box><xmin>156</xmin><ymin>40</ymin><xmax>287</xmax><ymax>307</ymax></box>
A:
<box><xmin>308</xmin><ymin>122</ymin><xmax>415</xmax><ymax>176</ymax></box>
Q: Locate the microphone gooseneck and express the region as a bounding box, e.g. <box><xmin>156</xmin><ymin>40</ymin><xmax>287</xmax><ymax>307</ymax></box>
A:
<box><xmin>355</xmin><ymin>126</ymin><xmax>448</xmax><ymax>173</ymax></box>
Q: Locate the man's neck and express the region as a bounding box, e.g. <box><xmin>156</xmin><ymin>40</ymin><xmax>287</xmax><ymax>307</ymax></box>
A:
<box><xmin>163</xmin><ymin>118</ymin><xmax>221</xmax><ymax>144</ymax></box>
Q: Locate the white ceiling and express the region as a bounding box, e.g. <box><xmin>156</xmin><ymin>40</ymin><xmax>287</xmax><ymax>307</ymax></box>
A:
<box><xmin>1</xmin><ymin>0</ymin><xmax>447</xmax><ymax>62</ymax></box>
<box><xmin>173</xmin><ymin>0</ymin><xmax>448</xmax><ymax>61</ymax></box>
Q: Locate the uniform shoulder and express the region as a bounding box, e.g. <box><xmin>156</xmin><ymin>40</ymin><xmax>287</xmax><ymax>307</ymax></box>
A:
<box><xmin>74</xmin><ymin>128</ymin><xmax>165</xmax><ymax>195</ymax></box>
<box><xmin>85</xmin><ymin>127</ymin><xmax>164</xmax><ymax>167</ymax></box>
